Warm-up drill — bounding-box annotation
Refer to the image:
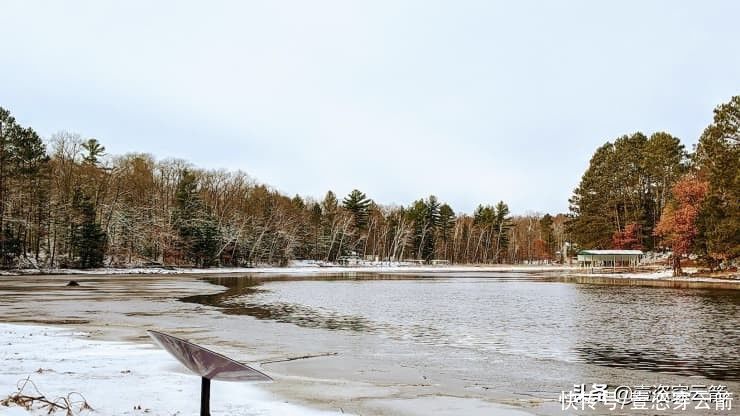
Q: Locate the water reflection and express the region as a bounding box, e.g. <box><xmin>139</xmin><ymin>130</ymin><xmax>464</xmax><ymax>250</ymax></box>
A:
<box><xmin>181</xmin><ymin>275</ymin><xmax>378</xmax><ymax>332</ymax></box>
<box><xmin>576</xmin><ymin>344</ymin><xmax>735</xmax><ymax>380</ymax></box>
<box><xmin>181</xmin><ymin>275</ymin><xmax>262</xmax><ymax>307</ymax></box>
<box><xmin>182</xmin><ymin>274</ymin><xmax>740</xmax><ymax>381</ymax></box>
<box><xmin>571</xmin><ymin>285</ymin><xmax>740</xmax><ymax>381</ymax></box>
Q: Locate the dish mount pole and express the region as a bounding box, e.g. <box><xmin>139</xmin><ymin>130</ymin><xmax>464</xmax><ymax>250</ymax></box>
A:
<box><xmin>201</xmin><ymin>377</ymin><xmax>211</xmax><ymax>416</ymax></box>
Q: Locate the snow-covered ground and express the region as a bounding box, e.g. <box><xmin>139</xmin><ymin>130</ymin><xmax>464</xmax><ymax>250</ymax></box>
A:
<box><xmin>0</xmin><ymin>261</ymin><xmax>576</xmax><ymax>276</ymax></box>
<box><xmin>0</xmin><ymin>323</ymin><xmax>345</xmax><ymax>416</ymax></box>
<box><xmin>2</xmin><ymin>261</ymin><xmax>736</xmax><ymax>284</ymax></box>
<box><xmin>579</xmin><ymin>268</ymin><xmax>739</xmax><ymax>283</ymax></box>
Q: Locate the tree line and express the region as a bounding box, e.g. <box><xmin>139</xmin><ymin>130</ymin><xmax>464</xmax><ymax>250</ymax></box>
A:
<box><xmin>568</xmin><ymin>95</ymin><xmax>739</xmax><ymax>274</ymax></box>
<box><xmin>2</xmin><ymin>95</ymin><xmax>735</xmax><ymax>271</ymax></box>
<box><xmin>0</xmin><ymin>109</ymin><xmax>566</xmax><ymax>269</ymax></box>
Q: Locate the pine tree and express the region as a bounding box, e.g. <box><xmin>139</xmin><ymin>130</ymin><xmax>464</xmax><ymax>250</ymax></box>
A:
<box><xmin>82</xmin><ymin>138</ymin><xmax>106</xmax><ymax>165</ymax></box>
<box><xmin>438</xmin><ymin>203</ymin><xmax>455</xmax><ymax>260</ymax></box>
<box><xmin>0</xmin><ymin>108</ymin><xmax>17</xmax><ymax>266</ymax></box>
<box><xmin>539</xmin><ymin>213</ymin><xmax>556</xmax><ymax>257</ymax></box>
<box><xmin>0</xmin><ymin>108</ymin><xmax>51</xmax><ymax>267</ymax></box>
<box><xmin>319</xmin><ymin>190</ymin><xmax>341</xmax><ymax>260</ymax></box>
<box><xmin>644</xmin><ymin>132</ymin><xmax>687</xmax><ymax>248</ymax></box>
<box><xmin>694</xmin><ymin>95</ymin><xmax>740</xmax><ymax>267</ymax></box>
<box><xmin>471</xmin><ymin>202</ymin><xmax>511</xmax><ymax>263</ymax></box>
<box><xmin>0</xmin><ymin>226</ymin><xmax>21</xmax><ymax>267</ymax></box>
<box><xmin>291</xmin><ymin>194</ymin><xmax>306</xmax><ymax>210</ymax></box>
<box><xmin>322</xmin><ymin>191</ymin><xmax>338</xmax><ymax>214</ymax></box>
<box><xmin>11</xmin><ymin>126</ymin><xmax>50</xmax><ymax>261</ymax></box>
<box><xmin>71</xmin><ymin>188</ymin><xmax>107</xmax><ymax>268</ymax></box>
<box><xmin>567</xmin><ymin>143</ymin><xmax>616</xmax><ymax>249</ymax></box>
<box><xmin>492</xmin><ymin>201</ymin><xmax>512</xmax><ymax>262</ymax></box>
<box><xmin>408</xmin><ymin>195</ymin><xmax>441</xmax><ymax>261</ymax></box>
<box><xmin>569</xmin><ymin>132</ymin><xmax>685</xmax><ymax>251</ymax></box>
<box><xmin>342</xmin><ymin>189</ymin><xmax>371</xmax><ymax>230</ymax></box>
<box><xmin>172</xmin><ymin>170</ymin><xmax>220</xmax><ymax>267</ymax></box>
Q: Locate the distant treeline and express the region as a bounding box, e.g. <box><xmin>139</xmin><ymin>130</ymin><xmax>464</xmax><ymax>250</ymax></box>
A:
<box><xmin>0</xmin><ymin>96</ymin><xmax>736</xmax><ymax>271</ymax></box>
<box><xmin>568</xmin><ymin>95</ymin><xmax>739</xmax><ymax>273</ymax></box>
<box><xmin>0</xmin><ymin>108</ymin><xmax>566</xmax><ymax>269</ymax></box>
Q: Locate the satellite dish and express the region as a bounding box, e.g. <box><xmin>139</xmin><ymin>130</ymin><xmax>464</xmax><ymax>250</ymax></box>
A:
<box><xmin>148</xmin><ymin>330</ymin><xmax>272</xmax><ymax>416</ymax></box>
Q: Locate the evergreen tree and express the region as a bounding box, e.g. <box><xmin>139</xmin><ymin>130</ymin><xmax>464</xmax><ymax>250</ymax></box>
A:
<box><xmin>342</xmin><ymin>189</ymin><xmax>371</xmax><ymax>230</ymax></box>
<box><xmin>307</xmin><ymin>202</ymin><xmax>323</xmax><ymax>259</ymax></box>
<box><xmin>0</xmin><ymin>226</ymin><xmax>21</xmax><ymax>267</ymax></box>
<box><xmin>567</xmin><ymin>143</ymin><xmax>615</xmax><ymax>249</ymax></box>
<box><xmin>0</xmin><ymin>108</ymin><xmax>50</xmax><ymax>267</ymax></box>
<box><xmin>694</xmin><ymin>95</ymin><xmax>740</xmax><ymax>266</ymax></box>
<box><xmin>408</xmin><ymin>195</ymin><xmax>441</xmax><ymax>261</ymax></box>
<box><xmin>82</xmin><ymin>138</ymin><xmax>106</xmax><ymax>165</ymax></box>
<box><xmin>492</xmin><ymin>201</ymin><xmax>512</xmax><ymax>262</ymax></box>
<box><xmin>11</xmin><ymin>126</ymin><xmax>50</xmax><ymax>261</ymax></box>
<box><xmin>438</xmin><ymin>203</ymin><xmax>455</xmax><ymax>260</ymax></box>
<box><xmin>319</xmin><ymin>190</ymin><xmax>341</xmax><ymax>260</ymax></box>
<box><xmin>71</xmin><ymin>188</ymin><xmax>107</xmax><ymax>268</ymax></box>
<box><xmin>644</xmin><ymin>132</ymin><xmax>687</xmax><ymax>247</ymax></box>
<box><xmin>291</xmin><ymin>194</ymin><xmax>306</xmax><ymax>210</ymax></box>
<box><xmin>539</xmin><ymin>213</ymin><xmax>556</xmax><ymax>256</ymax></box>
<box><xmin>172</xmin><ymin>170</ymin><xmax>220</xmax><ymax>267</ymax></box>
<box><xmin>472</xmin><ymin>202</ymin><xmax>511</xmax><ymax>263</ymax></box>
<box><xmin>0</xmin><ymin>108</ymin><xmax>17</xmax><ymax>265</ymax></box>
<box><xmin>568</xmin><ymin>132</ymin><xmax>685</xmax><ymax>250</ymax></box>
<box><xmin>322</xmin><ymin>190</ymin><xmax>338</xmax><ymax>214</ymax></box>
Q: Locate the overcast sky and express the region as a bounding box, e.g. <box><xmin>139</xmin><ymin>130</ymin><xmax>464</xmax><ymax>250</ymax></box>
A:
<box><xmin>2</xmin><ymin>1</ymin><xmax>738</xmax><ymax>214</ymax></box>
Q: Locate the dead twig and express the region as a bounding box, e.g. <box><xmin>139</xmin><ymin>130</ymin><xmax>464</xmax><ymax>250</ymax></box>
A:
<box><xmin>1</xmin><ymin>377</ymin><xmax>93</xmax><ymax>415</ymax></box>
<box><xmin>261</xmin><ymin>352</ymin><xmax>338</xmax><ymax>365</ymax></box>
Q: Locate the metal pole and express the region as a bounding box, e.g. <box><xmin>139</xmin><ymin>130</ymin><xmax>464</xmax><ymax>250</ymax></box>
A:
<box><xmin>201</xmin><ymin>377</ymin><xmax>211</xmax><ymax>416</ymax></box>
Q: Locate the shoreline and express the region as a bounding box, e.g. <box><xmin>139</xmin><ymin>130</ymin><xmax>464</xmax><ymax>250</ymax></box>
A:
<box><xmin>0</xmin><ymin>322</ymin><xmax>344</xmax><ymax>416</ymax></box>
<box><xmin>2</xmin><ymin>263</ymin><xmax>738</xmax><ymax>290</ymax></box>
<box><xmin>551</xmin><ymin>273</ymin><xmax>740</xmax><ymax>290</ymax></box>
<box><xmin>0</xmin><ymin>263</ymin><xmax>577</xmax><ymax>276</ymax></box>
<box><xmin>0</xmin><ymin>321</ymin><xmax>538</xmax><ymax>416</ymax></box>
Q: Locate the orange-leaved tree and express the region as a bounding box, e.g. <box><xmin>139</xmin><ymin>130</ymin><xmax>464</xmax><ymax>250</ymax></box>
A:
<box><xmin>612</xmin><ymin>223</ymin><xmax>644</xmax><ymax>250</ymax></box>
<box><xmin>654</xmin><ymin>175</ymin><xmax>709</xmax><ymax>276</ymax></box>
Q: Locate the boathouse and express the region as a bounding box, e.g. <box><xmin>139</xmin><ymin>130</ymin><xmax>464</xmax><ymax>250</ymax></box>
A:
<box><xmin>576</xmin><ymin>250</ymin><xmax>643</xmax><ymax>268</ymax></box>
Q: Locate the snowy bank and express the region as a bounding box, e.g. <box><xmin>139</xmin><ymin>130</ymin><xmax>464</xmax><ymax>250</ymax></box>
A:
<box><xmin>0</xmin><ymin>262</ymin><xmax>577</xmax><ymax>277</ymax></box>
<box><xmin>554</xmin><ymin>268</ymin><xmax>740</xmax><ymax>290</ymax></box>
<box><xmin>0</xmin><ymin>323</ymin><xmax>345</xmax><ymax>416</ymax></box>
<box><xmin>578</xmin><ymin>268</ymin><xmax>739</xmax><ymax>283</ymax></box>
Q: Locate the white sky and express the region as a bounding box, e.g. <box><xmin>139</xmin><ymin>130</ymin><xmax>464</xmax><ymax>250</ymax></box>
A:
<box><xmin>2</xmin><ymin>1</ymin><xmax>739</xmax><ymax>214</ymax></box>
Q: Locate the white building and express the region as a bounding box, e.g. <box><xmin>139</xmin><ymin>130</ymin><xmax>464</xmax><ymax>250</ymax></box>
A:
<box><xmin>577</xmin><ymin>250</ymin><xmax>643</xmax><ymax>269</ymax></box>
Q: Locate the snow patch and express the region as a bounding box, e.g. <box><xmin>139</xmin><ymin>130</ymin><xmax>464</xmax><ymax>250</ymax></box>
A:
<box><xmin>0</xmin><ymin>323</ymin><xmax>346</xmax><ymax>416</ymax></box>
<box><xmin>2</xmin><ymin>262</ymin><xmax>577</xmax><ymax>276</ymax></box>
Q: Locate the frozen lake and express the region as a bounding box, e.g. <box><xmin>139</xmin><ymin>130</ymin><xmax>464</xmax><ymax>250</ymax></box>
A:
<box><xmin>187</xmin><ymin>273</ymin><xmax>740</xmax><ymax>381</ymax></box>
<box><xmin>1</xmin><ymin>272</ymin><xmax>738</xmax><ymax>415</ymax></box>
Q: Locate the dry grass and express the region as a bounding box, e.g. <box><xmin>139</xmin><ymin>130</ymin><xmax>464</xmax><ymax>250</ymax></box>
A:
<box><xmin>1</xmin><ymin>377</ymin><xmax>92</xmax><ymax>415</ymax></box>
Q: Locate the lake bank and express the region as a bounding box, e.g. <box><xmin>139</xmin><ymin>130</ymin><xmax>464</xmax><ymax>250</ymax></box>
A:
<box><xmin>0</xmin><ymin>263</ymin><xmax>576</xmax><ymax>276</ymax></box>
<box><xmin>0</xmin><ymin>323</ymin><xmax>340</xmax><ymax>416</ymax></box>
<box><xmin>551</xmin><ymin>272</ymin><xmax>740</xmax><ymax>290</ymax></box>
<box><xmin>0</xmin><ymin>321</ymin><xmax>537</xmax><ymax>416</ymax></box>
<box><xmin>2</xmin><ymin>263</ymin><xmax>739</xmax><ymax>290</ymax></box>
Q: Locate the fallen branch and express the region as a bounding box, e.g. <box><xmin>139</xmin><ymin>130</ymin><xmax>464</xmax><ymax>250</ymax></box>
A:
<box><xmin>261</xmin><ymin>352</ymin><xmax>338</xmax><ymax>364</ymax></box>
<box><xmin>1</xmin><ymin>377</ymin><xmax>92</xmax><ymax>415</ymax></box>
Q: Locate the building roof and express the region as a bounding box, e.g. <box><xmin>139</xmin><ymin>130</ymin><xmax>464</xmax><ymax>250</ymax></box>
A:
<box><xmin>578</xmin><ymin>250</ymin><xmax>643</xmax><ymax>255</ymax></box>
